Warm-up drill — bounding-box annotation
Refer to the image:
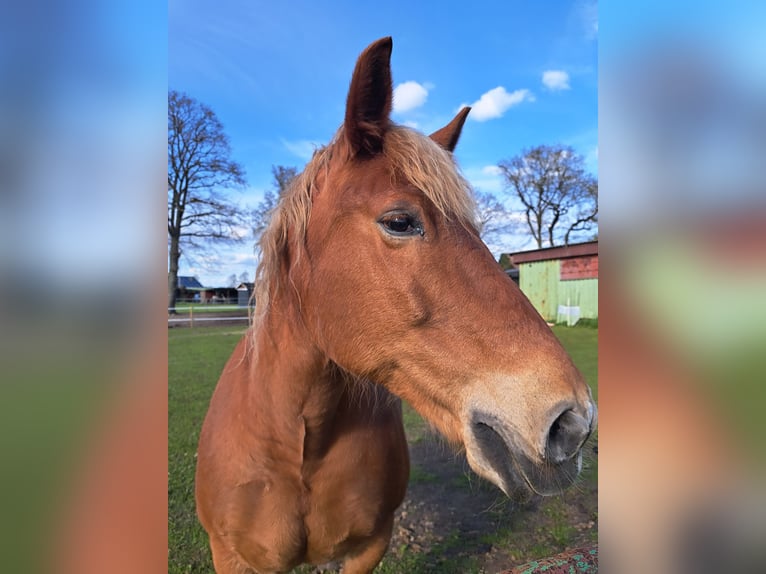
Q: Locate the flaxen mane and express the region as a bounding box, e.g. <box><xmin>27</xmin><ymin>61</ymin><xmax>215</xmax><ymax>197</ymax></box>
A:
<box><xmin>251</xmin><ymin>124</ymin><xmax>479</xmax><ymax>332</ymax></box>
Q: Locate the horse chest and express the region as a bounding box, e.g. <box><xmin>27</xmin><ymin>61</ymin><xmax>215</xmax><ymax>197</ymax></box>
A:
<box><xmin>211</xmin><ymin>415</ymin><xmax>408</xmax><ymax>571</ymax></box>
<box><xmin>300</xmin><ymin>424</ymin><xmax>410</xmax><ymax>562</ymax></box>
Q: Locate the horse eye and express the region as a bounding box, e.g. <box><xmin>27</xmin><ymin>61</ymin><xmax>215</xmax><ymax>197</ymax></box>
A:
<box><xmin>379</xmin><ymin>213</ymin><xmax>422</xmax><ymax>236</ymax></box>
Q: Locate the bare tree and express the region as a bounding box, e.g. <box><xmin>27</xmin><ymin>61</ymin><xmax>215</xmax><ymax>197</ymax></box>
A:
<box><xmin>226</xmin><ymin>273</ymin><xmax>238</xmax><ymax>288</ymax></box>
<box><xmin>238</xmin><ymin>271</ymin><xmax>250</xmax><ymax>284</ymax></box>
<box><xmin>168</xmin><ymin>90</ymin><xmax>246</xmax><ymax>312</ymax></box>
<box><xmin>564</xmin><ymin>177</ymin><xmax>598</xmax><ymax>245</ymax></box>
<box><xmin>498</xmin><ymin>145</ymin><xmax>597</xmax><ymax>248</ymax></box>
<box><xmin>252</xmin><ymin>165</ymin><xmax>298</xmax><ymax>244</ymax></box>
<box><xmin>473</xmin><ymin>189</ymin><xmax>516</xmax><ymax>246</ymax></box>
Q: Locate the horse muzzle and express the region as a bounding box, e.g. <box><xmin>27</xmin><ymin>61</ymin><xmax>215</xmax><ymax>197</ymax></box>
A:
<box><xmin>464</xmin><ymin>400</ymin><xmax>597</xmax><ymax>499</ymax></box>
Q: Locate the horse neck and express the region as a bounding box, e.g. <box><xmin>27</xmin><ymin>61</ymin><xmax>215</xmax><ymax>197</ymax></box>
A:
<box><xmin>248</xmin><ymin>305</ymin><xmax>345</xmax><ymax>461</ymax></box>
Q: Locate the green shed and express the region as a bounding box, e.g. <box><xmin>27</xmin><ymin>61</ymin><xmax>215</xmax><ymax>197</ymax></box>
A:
<box><xmin>506</xmin><ymin>241</ymin><xmax>598</xmax><ymax>325</ymax></box>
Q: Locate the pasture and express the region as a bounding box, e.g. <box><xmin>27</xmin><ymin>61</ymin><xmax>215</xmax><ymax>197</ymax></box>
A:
<box><xmin>169</xmin><ymin>324</ymin><xmax>597</xmax><ymax>573</ymax></box>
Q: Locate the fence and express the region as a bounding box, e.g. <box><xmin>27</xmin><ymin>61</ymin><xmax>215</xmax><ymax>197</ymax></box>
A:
<box><xmin>168</xmin><ymin>305</ymin><xmax>251</xmax><ymax>327</ymax></box>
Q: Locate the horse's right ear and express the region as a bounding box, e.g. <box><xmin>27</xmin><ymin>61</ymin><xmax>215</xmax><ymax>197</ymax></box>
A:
<box><xmin>430</xmin><ymin>107</ymin><xmax>471</xmax><ymax>152</ymax></box>
<box><xmin>344</xmin><ymin>37</ymin><xmax>393</xmax><ymax>158</ymax></box>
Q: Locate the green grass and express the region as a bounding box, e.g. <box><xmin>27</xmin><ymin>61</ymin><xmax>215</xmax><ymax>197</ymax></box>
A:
<box><xmin>551</xmin><ymin>324</ymin><xmax>599</xmax><ymax>497</ymax></box>
<box><xmin>377</xmin><ymin>530</ymin><xmax>483</xmax><ymax>574</ymax></box>
<box><xmin>543</xmin><ymin>499</ymin><xmax>576</xmax><ymax>547</ymax></box>
<box><xmin>169</xmin><ymin>323</ymin><xmax>597</xmax><ymax>573</ymax></box>
<box><xmin>551</xmin><ymin>324</ymin><xmax>598</xmax><ymax>402</ymax></box>
<box><xmin>408</xmin><ymin>464</ymin><xmax>439</xmax><ymax>484</ymax></box>
<box><xmin>401</xmin><ymin>401</ymin><xmax>429</xmax><ymax>443</ymax></box>
<box><xmin>169</xmin><ymin>326</ymin><xmax>248</xmax><ymax>573</ymax></box>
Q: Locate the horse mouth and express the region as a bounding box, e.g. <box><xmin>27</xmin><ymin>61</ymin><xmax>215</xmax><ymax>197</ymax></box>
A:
<box><xmin>466</xmin><ymin>414</ymin><xmax>583</xmax><ymax>500</ymax></box>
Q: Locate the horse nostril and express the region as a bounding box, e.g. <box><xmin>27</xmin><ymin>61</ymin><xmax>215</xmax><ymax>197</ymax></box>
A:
<box><xmin>545</xmin><ymin>408</ymin><xmax>590</xmax><ymax>464</ymax></box>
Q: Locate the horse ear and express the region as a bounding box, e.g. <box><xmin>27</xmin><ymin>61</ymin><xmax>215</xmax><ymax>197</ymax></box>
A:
<box><xmin>429</xmin><ymin>107</ymin><xmax>471</xmax><ymax>152</ymax></box>
<box><xmin>344</xmin><ymin>37</ymin><xmax>393</xmax><ymax>157</ymax></box>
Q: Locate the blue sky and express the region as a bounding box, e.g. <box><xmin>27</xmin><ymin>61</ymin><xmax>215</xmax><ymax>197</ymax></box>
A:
<box><xmin>170</xmin><ymin>0</ymin><xmax>598</xmax><ymax>286</ymax></box>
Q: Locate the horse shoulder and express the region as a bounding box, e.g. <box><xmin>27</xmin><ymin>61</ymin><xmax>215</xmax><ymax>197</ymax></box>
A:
<box><xmin>196</xmin><ymin>337</ymin><xmax>309</xmax><ymax>570</ymax></box>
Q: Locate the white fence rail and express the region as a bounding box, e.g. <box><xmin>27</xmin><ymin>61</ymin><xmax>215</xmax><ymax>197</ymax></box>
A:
<box><xmin>168</xmin><ymin>306</ymin><xmax>251</xmax><ymax>327</ymax></box>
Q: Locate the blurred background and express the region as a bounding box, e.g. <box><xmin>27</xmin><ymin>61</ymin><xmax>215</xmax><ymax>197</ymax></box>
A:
<box><xmin>0</xmin><ymin>1</ymin><xmax>764</xmax><ymax>572</ymax></box>
<box><xmin>600</xmin><ymin>1</ymin><xmax>766</xmax><ymax>572</ymax></box>
<box><xmin>0</xmin><ymin>1</ymin><xmax>166</xmax><ymax>572</ymax></box>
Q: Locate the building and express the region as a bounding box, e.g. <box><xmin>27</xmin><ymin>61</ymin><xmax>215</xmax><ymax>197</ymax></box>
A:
<box><xmin>174</xmin><ymin>276</ymin><xmax>239</xmax><ymax>304</ymax></box>
<box><xmin>175</xmin><ymin>275</ymin><xmax>206</xmax><ymax>303</ymax></box>
<box><xmin>199</xmin><ymin>286</ymin><xmax>238</xmax><ymax>304</ymax></box>
<box><xmin>505</xmin><ymin>241</ymin><xmax>598</xmax><ymax>324</ymax></box>
<box><xmin>236</xmin><ymin>282</ymin><xmax>255</xmax><ymax>307</ymax></box>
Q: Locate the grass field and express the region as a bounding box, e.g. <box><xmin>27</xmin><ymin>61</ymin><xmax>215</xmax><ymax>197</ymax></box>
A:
<box><xmin>169</xmin><ymin>324</ymin><xmax>597</xmax><ymax>573</ymax></box>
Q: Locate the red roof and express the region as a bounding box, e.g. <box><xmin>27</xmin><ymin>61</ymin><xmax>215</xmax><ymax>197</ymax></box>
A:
<box><xmin>507</xmin><ymin>241</ymin><xmax>598</xmax><ymax>264</ymax></box>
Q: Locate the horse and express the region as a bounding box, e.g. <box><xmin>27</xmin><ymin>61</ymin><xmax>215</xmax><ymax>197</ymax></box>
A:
<box><xmin>195</xmin><ymin>37</ymin><xmax>597</xmax><ymax>574</ymax></box>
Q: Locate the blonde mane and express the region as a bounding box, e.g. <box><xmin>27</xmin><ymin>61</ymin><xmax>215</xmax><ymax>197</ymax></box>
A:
<box><xmin>251</xmin><ymin>124</ymin><xmax>478</xmax><ymax>332</ymax></box>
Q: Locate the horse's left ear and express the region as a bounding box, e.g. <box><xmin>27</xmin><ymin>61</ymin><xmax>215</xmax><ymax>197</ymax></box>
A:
<box><xmin>344</xmin><ymin>37</ymin><xmax>393</xmax><ymax>157</ymax></box>
<box><xmin>430</xmin><ymin>107</ymin><xmax>471</xmax><ymax>152</ymax></box>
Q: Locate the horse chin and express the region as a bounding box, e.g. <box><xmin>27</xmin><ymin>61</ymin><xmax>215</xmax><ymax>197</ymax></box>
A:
<box><xmin>464</xmin><ymin>414</ymin><xmax>583</xmax><ymax>501</ymax></box>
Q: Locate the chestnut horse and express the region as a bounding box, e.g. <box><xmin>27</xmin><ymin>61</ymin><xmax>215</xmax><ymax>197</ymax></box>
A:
<box><xmin>195</xmin><ymin>37</ymin><xmax>597</xmax><ymax>574</ymax></box>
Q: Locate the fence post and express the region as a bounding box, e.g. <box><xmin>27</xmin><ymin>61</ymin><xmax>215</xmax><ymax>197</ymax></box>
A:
<box><xmin>190</xmin><ymin>306</ymin><xmax>194</xmax><ymax>328</ymax></box>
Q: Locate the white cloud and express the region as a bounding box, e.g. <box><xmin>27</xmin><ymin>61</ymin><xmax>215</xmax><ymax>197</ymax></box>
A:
<box><xmin>281</xmin><ymin>139</ymin><xmax>319</xmax><ymax>161</ymax></box>
<box><xmin>542</xmin><ymin>70</ymin><xmax>571</xmax><ymax>91</ymax></box>
<box><xmin>463</xmin><ymin>164</ymin><xmax>506</xmax><ymax>195</ymax></box>
<box><xmin>581</xmin><ymin>0</ymin><xmax>598</xmax><ymax>40</ymax></box>
<box><xmin>462</xmin><ymin>87</ymin><xmax>534</xmax><ymax>122</ymax></box>
<box><xmin>231</xmin><ymin>252</ymin><xmax>257</xmax><ymax>265</ymax></box>
<box><xmin>393</xmin><ymin>81</ymin><xmax>429</xmax><ymax>113</ymax></box>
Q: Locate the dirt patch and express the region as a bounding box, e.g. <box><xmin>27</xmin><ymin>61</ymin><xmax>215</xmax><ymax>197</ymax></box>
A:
<box><xmin>386</xmin><ymin>431</ymin><xmax>598</xmax><ymax>572</ymax></box>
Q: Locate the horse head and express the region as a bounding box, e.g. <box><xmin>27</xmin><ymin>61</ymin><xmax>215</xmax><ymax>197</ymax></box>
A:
<box><xmin>259</xmin><ymin>37</ymin><xmax>596</xmax><ymax>499</ymax></box>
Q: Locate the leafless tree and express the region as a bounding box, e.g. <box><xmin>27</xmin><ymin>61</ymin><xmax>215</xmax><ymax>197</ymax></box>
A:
<box><xmin>498</xmin><ymin>145</ymin><xmax>597</xmax><ymax>248</ymax></box>
<box><xmin>563</xmin><ymin>177</ymin><xmax>598</xmax><ymax>245</ymax></box>
<box><xmin>252</xmin><ymin>165</ymin><xmax>298</xmax><ymax>244</ymax></box>
<box><xmin>473</xmin><ymin>189</ymin><xmax>517</xmax><ymax>247</ymax></box>
<box><xmin>168</xmin><ymin>90</ymin><xmax>246</xmax><ymax>312</ymax></box>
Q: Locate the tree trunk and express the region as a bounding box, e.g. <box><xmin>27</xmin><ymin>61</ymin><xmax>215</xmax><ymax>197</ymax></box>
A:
<box><xmin>533</xmin><ymin>212</ymin><xmax>543</xmax><ymax>248</ymax></box>
<box><xmin>168</xmin><ymin>235</ymin><xmax>180</xmax><ymax>314</ymax></box>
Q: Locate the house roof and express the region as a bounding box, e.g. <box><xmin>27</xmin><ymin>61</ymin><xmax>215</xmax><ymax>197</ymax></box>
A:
<box><xmin>177</xmin><ymin>276</ymin><xmax>205</xmax><ymax>289</ymax></box>
<box><xmin>506</xmin><ymin>240</ymin><xmax>598</xmax><ymax>265</ymax></box>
